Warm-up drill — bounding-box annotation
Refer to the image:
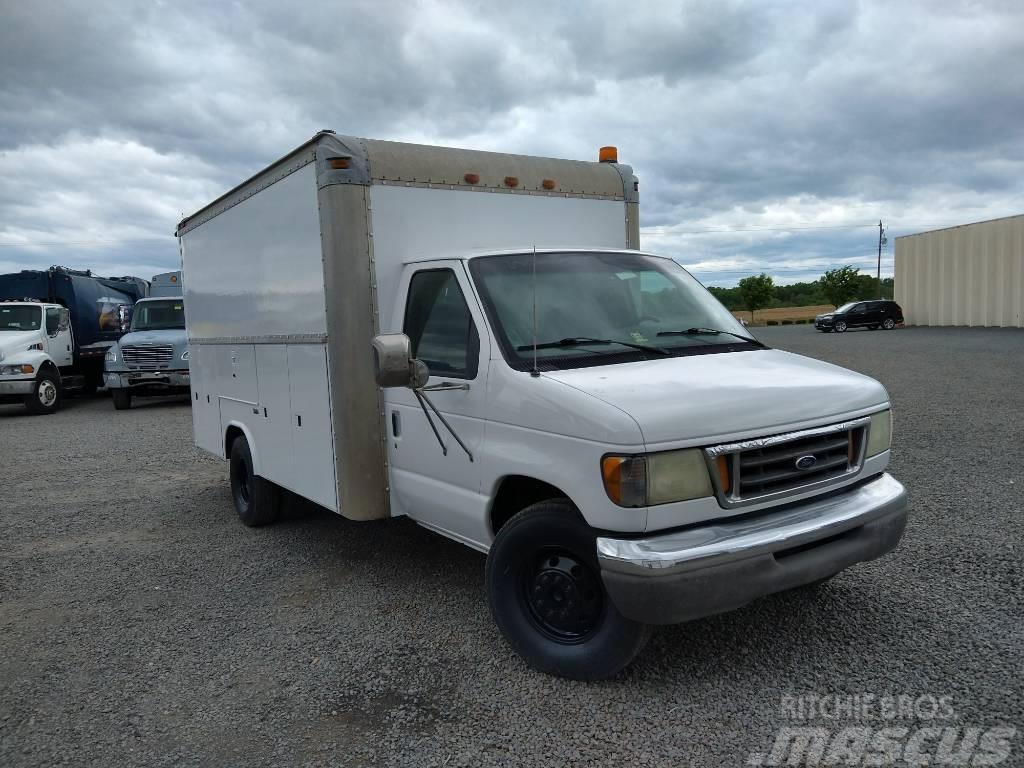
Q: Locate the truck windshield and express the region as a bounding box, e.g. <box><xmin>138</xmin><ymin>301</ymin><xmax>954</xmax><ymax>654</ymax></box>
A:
<box><xmin>131</xmin><ymin>300</ymin><xmax>185</xmax><ymax>331</ymax></box>
<box><xmin>469</xmin><ymin>251</ymin><xmax>759</xmax><ymax>370</ymax></box>
<box><xmin>0</xmin><ymin>305</ymin><xmax>42</xmax><ymax>331</ymax></box>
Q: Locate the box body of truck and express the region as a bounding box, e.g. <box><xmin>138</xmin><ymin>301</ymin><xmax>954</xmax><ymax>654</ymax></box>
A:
<box><xmin>178</xmin><ymin>132</ymin><xmax>639</xmax><ymax>517</ymax></box>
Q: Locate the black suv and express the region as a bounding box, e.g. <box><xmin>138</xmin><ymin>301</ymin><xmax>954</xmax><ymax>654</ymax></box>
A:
<box><xmin>815</xmin><ymin>300</ymin><xmax>904</xmax><ymax>332</ymax></box>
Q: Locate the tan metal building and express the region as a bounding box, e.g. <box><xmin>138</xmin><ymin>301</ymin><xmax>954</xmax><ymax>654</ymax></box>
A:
<box><xmin>895</xmin><ymin>213</ymin><xmax>1024</xmax><ymax>327</ymax></box>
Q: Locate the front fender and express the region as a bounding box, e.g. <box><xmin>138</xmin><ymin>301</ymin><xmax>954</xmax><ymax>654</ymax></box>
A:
<box><xmin>1</xmin><ymin>351</ymin><xmax>54</xmax><ymax>374</ymax></box>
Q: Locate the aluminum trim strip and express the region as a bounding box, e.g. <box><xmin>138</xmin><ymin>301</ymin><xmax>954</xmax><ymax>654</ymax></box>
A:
<box><xmin>187</xmin><ymin>334</ymin><xmax>328</xmax><ymax>345</ymax></box>
<box><xmin>597</xmin><ymin>473</ymin><xmax>906</xmax><ymax>575</ymax></box>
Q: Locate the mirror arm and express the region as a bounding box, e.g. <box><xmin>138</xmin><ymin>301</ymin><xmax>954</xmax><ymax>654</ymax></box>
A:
<box><xmin>412</xmin><ymin>389</ymin><xmax>449</xmax><ymax>457</ymax></box>
<box><xmin>414</xmin><ymin>387</ymin><xmax>474</xmax><ymax>462</ymax></box>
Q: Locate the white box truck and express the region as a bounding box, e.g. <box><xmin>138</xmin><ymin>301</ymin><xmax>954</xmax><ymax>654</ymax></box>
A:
<box><xmin>178</xmin><ymin>131</ymin><xmax>907</xmax><ymax>680</ymax></box>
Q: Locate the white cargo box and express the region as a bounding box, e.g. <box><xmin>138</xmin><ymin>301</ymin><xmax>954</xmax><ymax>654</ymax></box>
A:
<box><xmin>177</xmin><ymin>131</ymin><xmax>639</xmax><ymax>519</ymax></box>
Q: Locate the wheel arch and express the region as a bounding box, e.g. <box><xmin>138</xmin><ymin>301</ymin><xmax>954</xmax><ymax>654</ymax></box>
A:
<box><xmin>224</xmin><ymin>420</ymin><xmax>261</xmax><ymax>474</ymax></box>
<box><xmin>488</xmin><ymin>475</ymin><xmax>575</xmax><ymax>538</ymax></box>
<box><xmin>37</xmin><ymin>358</ymin><xmax>61</xmax><ymax>383</ymax></box>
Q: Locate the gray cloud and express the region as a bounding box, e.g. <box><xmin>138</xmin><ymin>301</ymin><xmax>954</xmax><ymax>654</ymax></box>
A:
<box><xmin>1</xmin><ymin>0</ymin><xmax>1022</xmax><ymax>285</ymax></box>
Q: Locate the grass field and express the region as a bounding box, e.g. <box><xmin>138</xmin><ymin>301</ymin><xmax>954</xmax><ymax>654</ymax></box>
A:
<box><xmin>731</xmin><ymin>304</ymin><xmax>833</xmax><ymax>326</ymax></box>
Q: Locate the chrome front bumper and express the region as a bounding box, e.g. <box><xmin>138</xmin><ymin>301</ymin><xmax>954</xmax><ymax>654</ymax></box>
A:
<box><xmin>105</xmin><ymin>371</ymin><xmax>190</xmax><ymax>390</ymax></box>
<box><xmin>0</xmin><ymin>378</ymin><xmax>35</xmax><ymax>396</ymax></box>
<box><xmin>597</xmin><ymin>473</ymin><xmax>908</xmax><ymax>624</ymax></box>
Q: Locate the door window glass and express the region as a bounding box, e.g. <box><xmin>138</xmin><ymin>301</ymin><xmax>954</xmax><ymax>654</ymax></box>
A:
<box><xmin>403</xmin><ymin>269</ymin><xmax>479</xmax><ymax>379</ymax></box>
<box><xmin>45</xmin><ymin>307</ymin><xmax>61</xmax><ymax>335</ymax></box>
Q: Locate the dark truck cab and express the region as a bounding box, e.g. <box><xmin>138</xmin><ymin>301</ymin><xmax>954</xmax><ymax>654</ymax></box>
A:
<box><xmin>816</xmin><ymin>300</ymin><xmax>904</xmax><ymax>333</ymax></box>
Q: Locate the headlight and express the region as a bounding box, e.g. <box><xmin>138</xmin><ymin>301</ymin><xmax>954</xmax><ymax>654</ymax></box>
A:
<box><xmin>181</xmin><ymin>350</ymin><xmax>190</xmax><ymax>361</ymax></box>
<box><xmin>601</xmin><ymin>449</ymin><xmax>713</xmax><ymax>507</ymax></box>
<box><xmin>865</xmin><ymin>409</ymin><xmax>892</xmax><ymax>457</ymax></box>
<box><xmin>0</xmin><ymin>364</ymin><xmax>34</xmax><ymax>375</ymax></box>
<box><xmin>105</xmin><ymin>348</ymin><xmax>118</xmax><ymax>363</ymax></box>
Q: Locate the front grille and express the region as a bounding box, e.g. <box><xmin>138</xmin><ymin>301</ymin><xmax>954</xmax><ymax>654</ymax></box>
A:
<box><xmin>707</xmin><ymin>419</ymin><xmax>868</xmax><ymax>506</ymax></box>
<box><xmin>122</xmin><ymin>344</ymin><xmax>174</xmax><ymax>367</ymax></box>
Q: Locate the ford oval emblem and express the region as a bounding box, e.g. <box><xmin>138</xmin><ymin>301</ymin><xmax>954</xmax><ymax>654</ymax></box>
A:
<box><xmin>795</xmin><ymin>455</ymin><xmax>818</xmax><ymax>471</ymax></box>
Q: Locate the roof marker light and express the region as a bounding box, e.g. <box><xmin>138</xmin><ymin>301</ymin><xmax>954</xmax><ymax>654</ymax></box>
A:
<box><xmin>464</xmin><ymin>173</ymin><xmax>480</xmax><ymax>184</ymax></box>
<box><xmin>329</xmin><ymin>157</ymin><xmax>351</xmax><ymax>170</ymax></box>
<box><xmin>504</xmin><ymin>176</ymin><xmax>519</xmax><ymax>188</ymax></box>
<box><xmin>599</xmin><ymin>146</ymin><xmax>618</xmax><ymax>163</ymax></box>
<box><xmin>542</xmin><ymin>179</ymin><xmax>556</xmax><ymax>190</ymax></box>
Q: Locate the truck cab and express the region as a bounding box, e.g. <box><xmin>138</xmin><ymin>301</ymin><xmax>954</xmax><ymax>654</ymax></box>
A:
<box><xmin>0</xmin><ymin>301</ymin><xmax>75</xmax><ymax>414</ymax></box>
<box><xmin>104</xmin><ymin>296</ymin><xmax>190</xmax><ymax>410</ymax></box>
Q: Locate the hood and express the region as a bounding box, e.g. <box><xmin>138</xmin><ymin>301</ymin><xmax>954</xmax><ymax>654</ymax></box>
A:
<box><xmin>0</xmin><ymin>330</ymin><xmax>42</xmax><ymax>361</ymax></box>
<box><xmin>118</xmin><ymin>328</ymin><xmax>186</xmax><ymax>346</ymax></box>
<box><xmin>542</xmin><ymin>348</ymin><xmax>888</xmax><ymax>447</ymax></box>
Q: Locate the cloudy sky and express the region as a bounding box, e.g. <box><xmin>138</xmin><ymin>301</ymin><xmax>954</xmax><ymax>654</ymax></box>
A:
<box><xmin>1</xmin><ymin>0</ymin><xmax>1022</xmax><ymax>286</ymax></box>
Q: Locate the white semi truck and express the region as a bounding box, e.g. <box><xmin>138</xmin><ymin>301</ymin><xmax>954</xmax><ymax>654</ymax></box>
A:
<box><xmin>178</xmin><ymin>132</ymin><xmax>907</xmax><ymax>680</ymax></box>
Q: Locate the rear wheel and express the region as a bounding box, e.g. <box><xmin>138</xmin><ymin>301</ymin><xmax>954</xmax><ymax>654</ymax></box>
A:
<box><xmin>229</xmin><ymin>435</ymin><xmax>281</xmax><ymax>527</ymax></box>
<box><xmin>111</xmin><ymin>389</ymin><xmax>132</xmax><ymax>410</ymax></box>
<box><xmin>834</xmin><ymin>320</ymin><xmax>848</xmax><ymax>333</ymax></box>
<box><xmin>882</xmin><ymin>318</ymin><xmax>896</xmax><ymax>330</ymax></box>
<box><xmin>24</xmin><ymin>372</ymin><xmax>61</xmax><ymax>415</ymax></box>
<box><xmin>486</xmin><ymin>500</ymin><xmax>652</xmax><ymax>680</ymax></box>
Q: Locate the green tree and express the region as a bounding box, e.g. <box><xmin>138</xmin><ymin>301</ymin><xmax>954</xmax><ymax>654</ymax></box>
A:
<box><xmin>820</xmin><ymin>265</ymin><xmax>862</xmax><ymax>307</ymax></box>
<box><xmin>738</xmin><ymin>273</ymin><xmax>775</xmax><ymax>322</ymax></box>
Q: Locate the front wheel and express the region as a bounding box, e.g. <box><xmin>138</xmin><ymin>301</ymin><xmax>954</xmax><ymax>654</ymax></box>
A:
<box><xmin>24</xmin><ymin>372</ymin><xmax>61</xmax><ymax>415</ymax></box>
<box><xmin>833</xmin><ymin>320</ymin><xmax>848</xmax><ymax>333</ymax></box>
<box><xmin>111</xmin><ymin>389</ymin><xmax>132</xmax><ymax>410</ymax></box>
<box><xmin>486</xmin><ymin>500</ymin><xmax>652</xmax><ymax>681</ymax></box>
<box><xmin>882</xmin><ymin>318</ymin><xmax>896</xmax><ymax>330</ymax></box>
<box><xmin>229</xmin><ymin>435</ymin><xmax>281</xmax><ymax>527</ymax></box>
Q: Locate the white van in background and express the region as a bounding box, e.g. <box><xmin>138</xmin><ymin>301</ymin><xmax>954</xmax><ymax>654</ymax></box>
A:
<box><xmin>177</xmin><ymin>132</ymin><xmax>907</xmax><ymax>680</ymax></box>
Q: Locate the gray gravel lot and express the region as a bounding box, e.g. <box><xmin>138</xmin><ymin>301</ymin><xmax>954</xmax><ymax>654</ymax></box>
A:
<box><xmin>2</xmin><ymin>326</ymin><xmax>1022</xmax><ymax>767</ymax></box>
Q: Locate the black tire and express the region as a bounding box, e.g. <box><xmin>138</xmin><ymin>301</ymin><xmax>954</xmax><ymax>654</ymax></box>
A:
<box><xmin>486</xmin><ymin>500</ymin><xmax>652</xmax><ymax>681</ymax></box>
<box><xmin>24</xmin><ymin>371</ymin><xmax>61</xmax><ymax>415</ymax></box>
<box><xmin>229</xmin><ymin>435</ymin><xmax>281</xmax><ymax>527</ymax></box>
<box><xmin>792</xmin><ymin>572</ymin><xmax>839</xmax><ymax>591</ymax></box>
<box><xmin>111</xmin><ymin>389</ymin><xmax>132</xmax><ymax>410</ymax></box>
<box><xmin>882</xmin><ymin>318</ymin><xmax>896</xmax><ymax>330</ymax></box>
<box><xmin>833</xmin><ymin>320</ymin><xmax>848</xmax><ymax>333</ymax></box>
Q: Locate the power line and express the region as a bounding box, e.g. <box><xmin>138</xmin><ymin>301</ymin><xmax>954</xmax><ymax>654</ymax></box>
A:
<box><xmin>0</xmin><ymin>237</ymin><xmax>170</xmax><ymax>248</ymax></box>
<box><xmin>642</xmin><ymin>220</ymin><xmax>962</xmax><ymax>236</ymax></box>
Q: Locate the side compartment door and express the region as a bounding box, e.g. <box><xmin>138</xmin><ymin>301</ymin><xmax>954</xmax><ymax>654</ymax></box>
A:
<box><xmin>254</xmin><ymin>345</ymin><xmax>294</xmax><ymax>490</ymax></box>
<box><xmin>384</xmin><ymin>262</ymin><xmax>491</xmax><ymax>545</ymax></box>
<box><xmin>287</xmin><ymin>344</ymin><xmax>338</xmax><ymax>512</ymax></box>
<box><xmin>189</xmin><ymin>345</ymin><xmax>223</xmax><ymax>455</ymax></box>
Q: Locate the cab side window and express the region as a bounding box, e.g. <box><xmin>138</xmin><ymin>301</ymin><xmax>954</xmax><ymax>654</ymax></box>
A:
<box><xmin>403</xmin><ymin>269</ymin><xmax>479</xmax><ymax>380</ymax></box>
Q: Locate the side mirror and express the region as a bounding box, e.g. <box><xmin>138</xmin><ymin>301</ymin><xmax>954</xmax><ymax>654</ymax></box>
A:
<box><xmin>371</xmin><ymin>333</ymin><xmax>429</xmax><ymax>389</ymax></box>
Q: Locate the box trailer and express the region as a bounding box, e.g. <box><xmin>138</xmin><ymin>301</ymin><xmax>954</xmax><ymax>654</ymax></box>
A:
<box><xmin>178</xmin><ymin>132</ymin><xmax>907</xmax><ymax>679</ymax></box>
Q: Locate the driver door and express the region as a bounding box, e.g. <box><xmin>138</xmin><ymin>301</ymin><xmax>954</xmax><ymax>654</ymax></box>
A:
<box><xmin>384</xmin><ymin>261</ymin><xmax>492</xmax><ymax>546</ymax></box>
<box><xmin>845</xmin><ymin>302</ymin><xmax>868</xmax><ymax>328</ymax></box>
<box><xmin>45</xmin><ymin>307</ymin><xmax>74</xmax><ymax>367</ymax></box>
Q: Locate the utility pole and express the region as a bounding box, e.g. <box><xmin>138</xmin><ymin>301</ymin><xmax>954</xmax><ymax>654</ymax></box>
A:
<box><xmin>877</xmin><ymin>220</ymin><xmax>884</xmax><ymax>298</ymax></box>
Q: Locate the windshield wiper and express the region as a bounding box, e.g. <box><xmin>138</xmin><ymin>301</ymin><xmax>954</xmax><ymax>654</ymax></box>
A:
<box><xmin>657</xmin><ymin>327</ymin><xmax>763</xmax><ymax>345</ymax></box>
<box><xmin>516</xmin><ymin>336</ymin><xmax>669</xmax><ymax>356</ymax></box>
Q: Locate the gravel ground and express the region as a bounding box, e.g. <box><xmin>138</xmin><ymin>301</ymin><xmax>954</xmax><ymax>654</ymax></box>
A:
<box><xmin>1</xmin><ymin>326</ymin><xmax>1022</xmax><ymax>767</ymax></box>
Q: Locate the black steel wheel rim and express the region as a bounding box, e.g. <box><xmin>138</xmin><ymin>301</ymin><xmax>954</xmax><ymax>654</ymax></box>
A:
<box><xmin>520</xmin><ymin>548</ymin><xmax>605</xmax><ymax>643</ymax></box>
<box><xmin>235</xmin><ymin>458</ymin><xmax>252</xmax><ymax>507</ymax></box>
